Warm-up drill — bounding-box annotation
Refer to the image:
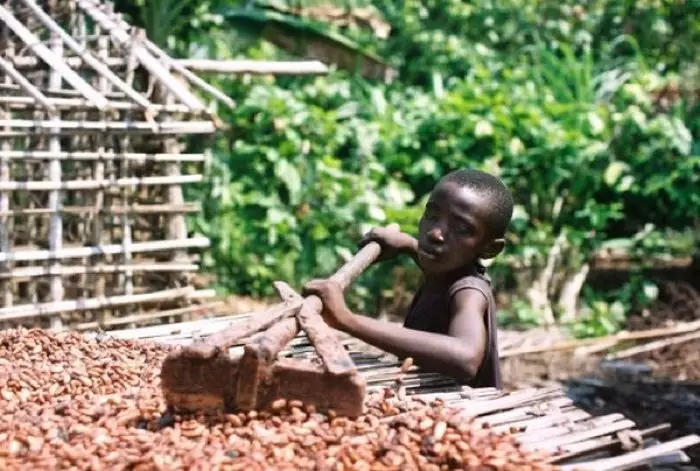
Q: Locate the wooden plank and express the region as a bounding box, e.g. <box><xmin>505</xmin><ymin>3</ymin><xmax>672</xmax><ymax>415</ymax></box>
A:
<box><xmin>562</xmin><ymin>435</ymin><xmax>700</xmax><ymax>471</ymax></box>
<box><xmin>491</xmin><ymin>409</ymin><xmax>590</xmax><ymax>434</ymax></box>
<box><xmin>517</xmin><ymin>414</ymin><xmax>627</xmax><ymax>444</ymax></box>
<box><xmin>527</xmin><ymin>420</ymin><xmax>637</xmax><ymax>452</ymax></box>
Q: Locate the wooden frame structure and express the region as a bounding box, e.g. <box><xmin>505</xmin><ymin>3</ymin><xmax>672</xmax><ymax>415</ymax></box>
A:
<box><xmin>0</xmin><ymin>0</ymin><xmax>242</xmax><ymax>330</ymax></box>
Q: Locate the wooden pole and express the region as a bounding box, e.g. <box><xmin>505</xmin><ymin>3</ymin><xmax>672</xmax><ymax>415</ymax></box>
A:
<box><xmin>47</xmin><ymin>28</ymin><xmax>64</xmax><ymax>332</ymax></box>
<box><xmin>0</xmin><ymin>286</ymin><xmax>195</xmax><ymax>322</ymax></box>
<box><xmin>0</xmin><ymin>262</ymin><xmax>200</xmax><ymax>280</ymax></box>
<box><xmin>0</xmin><ymin>236</ymin><xmax>210</xmax><ymax>263</ymax></box>
<box><xmin>0</xmin><ymin>95</ymin><xmax>191</xmax><ymax>113</ymax></box>
<box><xmin>0</xmin><ymin>174</ymin><xmax>202</xmax><ymax>191</ymax></box>
<box><xmin>0</xmin><ymin>57</ymin><xmax>56</xmax><ymax>112</ymax></box>
<box><xmin>0</xmin><ymin>119</ymin><xmax>216</xmax><ymax>134</ymax></box>
<box><xmin>175</xmin><ymin>59</ymin><xmax>329</xmax><ymax>76</ymax></box>
<box><xmin>0</xmin><ymin>150</ymin><xmax>207</xmax><ymax>162</ymax></box>
<box><xmin>0</xmin><ymin>203</ymin><xmax>200</xmax><ymax>216</ymax></box>
<box><xmin>0</xmin><ymin>36</ymin><xmax>13</xmax><ymax>309</ymax></box>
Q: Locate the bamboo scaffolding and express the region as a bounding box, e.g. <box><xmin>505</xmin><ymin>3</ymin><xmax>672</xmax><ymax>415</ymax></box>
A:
<box><xmin>0</xmin><ymin>56</ymin><xmax>56</xmax><ymax>112</ymax></box>
<box><xmin>0</xmin><ymin>262</ymin><xmax>200</xmax><ymax>280</ymax></box>
<box><xmin>0</xmin><ymin>236</ymin><xmax>210</xmax><ymax>263</ymax></box>
<box><xmin>0</xmin><ymin>286</ymin><xmax>195</xmax><ymax>321</ymax></box>
<box><xmin>0</xmin><ymin>150</ymin><xmax>207</xmax><ymax>162</ymax></box>
<box><xmin>76</xmin><ymin>0</ymin><xmax>206</xmax><ymax>112</ymax></box>
<box><xmin>0</xmin><ymin>119</ymin><xmax>215</xmax><ymax>134</ymax></box>
<box><xmin>18</xmin><ymin>0</ymin><xmax>155</xmax><ymax>113</ymax></box>
<box><xmin>0</xmin><ymin>4</ymin><xmax>109</xmax><ymax>109</ymax></box>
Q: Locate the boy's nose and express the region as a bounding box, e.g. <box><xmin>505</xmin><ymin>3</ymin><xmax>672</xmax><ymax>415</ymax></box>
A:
<box><xmin>427</xmin><ymin>227</ymin><xmax>445</xmax><ymax>243</ymax></box>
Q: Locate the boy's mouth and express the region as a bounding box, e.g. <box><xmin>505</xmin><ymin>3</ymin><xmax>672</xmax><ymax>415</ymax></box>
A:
<box><xmin>418</xmin><ymin>245</ymin><xmax>443</xmax><ymax>260</ymax></box>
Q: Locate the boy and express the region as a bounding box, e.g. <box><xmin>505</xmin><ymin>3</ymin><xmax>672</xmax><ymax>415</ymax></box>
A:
<box><xmin>302</xmin><ymin>169</ymin><xmax>514</xmax><ymax>388</ymax></box>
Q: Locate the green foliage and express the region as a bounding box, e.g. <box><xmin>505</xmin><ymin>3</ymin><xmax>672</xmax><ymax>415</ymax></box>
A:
<box><xmin>127</xmin><ymin>0</ymin><xmax>699</xmax><ymax>333</ymax></box>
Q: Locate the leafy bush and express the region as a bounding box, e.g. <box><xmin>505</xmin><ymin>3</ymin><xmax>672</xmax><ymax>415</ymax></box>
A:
<box><xmin>180</xmin><ymin>0</ymin><xmax>699</xmax><ymax>334</ymax></box>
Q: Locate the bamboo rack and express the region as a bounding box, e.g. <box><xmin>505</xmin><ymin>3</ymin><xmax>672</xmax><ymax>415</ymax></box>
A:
<box><xmin>107</xmin><ymin>313</ymin><xmax>700</xmax><ymax>471</ymax></box>
<box><xmin>0</xmin><ymin>0</ymin><xmax>227</xmax><ymax>329</ymax></box>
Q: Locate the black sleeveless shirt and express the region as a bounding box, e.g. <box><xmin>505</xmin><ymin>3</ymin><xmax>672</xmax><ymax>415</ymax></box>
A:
<box><xmin>403</xmin><ymin>265</ymin><xmax>502</xmax><ymax>389</ymax></box>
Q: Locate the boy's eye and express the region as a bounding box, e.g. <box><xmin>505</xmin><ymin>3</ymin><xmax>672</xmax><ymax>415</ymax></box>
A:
<box><xmin>454</xmin><ymin>222</ymin><xmax>471</xmax><ymax>235</ymax></box>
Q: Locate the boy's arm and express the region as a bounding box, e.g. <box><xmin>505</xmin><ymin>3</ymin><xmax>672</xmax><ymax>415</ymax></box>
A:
<box><xmin>303</xmin><ymin>280</ymin><xmax>488</xmax><ymax>383</ymax></box>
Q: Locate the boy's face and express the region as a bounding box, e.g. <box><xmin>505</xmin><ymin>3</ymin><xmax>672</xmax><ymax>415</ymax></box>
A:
<box><xmin>417</xmin><ymin>180</ymin><xmax>500</xmax><ymax>276</ymax></box>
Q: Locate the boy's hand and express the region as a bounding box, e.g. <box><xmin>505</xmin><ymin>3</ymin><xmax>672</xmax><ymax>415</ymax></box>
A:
<box><xmin>302</xmin><ymin>279</ymin><xmax>353</xmax><ymax>330</ymax></box>
<box><xmin>358</xmin><ymin>225</ymin><xmax>414</xmax><ymax>262</ymax></box>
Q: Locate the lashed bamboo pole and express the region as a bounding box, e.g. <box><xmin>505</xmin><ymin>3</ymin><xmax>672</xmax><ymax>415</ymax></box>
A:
<box><xmin>0</xmin><ymin>4</ymin><xmax>109</xmax><ymax>109</ymax></box>
<box><xmin>75</xmin><ymin>301</ymin><xmax>222</xmax><ymax>331</ymax></box>
<box><xmin>0</xmin><ymin>95</ymin><xmax>192</xmax><ymax>113</ymax></box>
<box><xmin>0</xmin><ymin>174</ymin><xmax>202</xmax><ymax>191</ymax></box>
<box><xmin>47</xmin><ymin>29</ymin><xmax>64</xmax><ymax>331</ymax></box>
<box><xmin>76</xmin><ymin>0</ymin><xmax>206</xmax><ymax>112</ymax></box>
<box><xmin>0</xmin><ymin>57</ymin><xmax>56</xmax><ymax>112</ymax></box>
<box><xmin>0</xmin><ymin>236</ymin><xmax>209</xmax><ymax>263</ymax></box>
<box><xmin>0</xmin><ymin>150</ymin><xmax>207</xmax><ymax>162</ymax></box>
<box><xmin>176</xmin><ymin>59</ymin><xmax>329</xmax><ymax>76</ymax></box>
<box><xmin>18</xmin><ymin>0</ymin><xmax>156</xmax><ymax>114</ymax></box>
<box><xmin>143</xmin><ymin>42</ymin><xmax>236</xmax><ymax>110</ymax></box>
<box><xmin>0</xmin><ymin>37</ymin><xmax>13</xmax><ymax>309</ymax></box>
<box><xmin>0</xmin><ymin>119</ymin><xmax>215</xmax><ymax>134</ymax></box>
<box><xmin>0</xmin><ymin>262</ymin><xmax>200</xmax><ymax>280</ymax></box>
<box><xmin>0</xmin><ymin>202</ymin><xmax>200</xmax><ymax>216</ymax></box>
<box><xmin>92</xmin><ymin>32</ymin><xmax>109</xmax><ymax>326</ymax></box>
<box><xmin>12</xmin><ymin>56</ymin><xmax>329</xmax><ymax>77</ymax></box>
<box><xmin>0</xmin><ymin>286</ymin><xmax>195</xmax><ymax>321</ymax></box>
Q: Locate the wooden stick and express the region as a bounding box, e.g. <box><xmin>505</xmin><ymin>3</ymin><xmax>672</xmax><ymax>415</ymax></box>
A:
<box><xmin>142</xmin><ymin>41</ymin><xmax>236</xmax><ymax>110</ymax></box>
<box><xmin>0</xmin><ymin>174</ymin><xmax>202</xmax><ymax>191</ymax></box>
<box><xmin>0</xmin><ymin>150</ymin><xmax>207</xmax><ymax>162</ymax></box>
<box><xmin>526</xmin><ymin>420</ymin><xmax>637</xmax><ymax>451</ymax></box>
<box><xmin>76</xmin><ymin>302</ymin><xmax>222</xmax><ymax>331</ymax></box>
<box><xmin>0</xmin><ymin>286</ymin><xmax>195</xmax><ymax>321</ymax></box>
<box><xmin>12</xmin><ymin>55</ymin><xmax>328</xmax><ymax>77</ymax></box>
<box><xmin>607</xmin><ymin>330</ymin><xmax>700</xmax><ymax>360</ymax></box>
<box><xmin>18</xmin><ymin>0</ymin><xmax>155</xmax><ymax>112</ymax></box>
<box><xmin>0</xmin><ymin>119</ymin><xmax>215</xmax><ymax>134</ymax></box>
<box><xmin>500</xmin><ymin>318</ymin><xmax>700</xmax><ymax>358</ymax></box>
<box><xmin>175</xmin><ymin>59</ymin><xmax>329</xmax><ymax>76</ymax></box>
<box><xmin>0</xmin><ymin>203</ymin><xmax>201</xmax><ymax>217</ymax></box>
<box><xmin>0</xmin><ymin>236</ymin><xmax>209</xmax><ymax>263</ymax></box>
<box><xmin>0</xmin><ymin>4</ymin><xmax>109</xmax><ymax>109</ymax></box>
<box><xmin>76</xmin><ymin>0</ymin><xmax>206</xmax><ymax>112</ymax></box>
<box><xmin>561</xmin><ymin>434</ymin><xmax>700</xmax><ymax>471</ymax></box>
<box><xmin>0</xmin><ymin>95</ymin><xmax>191</xmax><ymax>113</ymax></box>
<box><xmin>0</xmin><ymin>262</ymin><xmax>199</xmax><ymax>279</ymax></box>
<box><xmin>0</xmin><ymin>56</ymin><xmax>56</xmax><ymax>112</ymax></box>
<box><xmin>47</xmin><ymin>28</ymin><xmax>64</xmax><ymax>331</ymax></box>
<box><xmin>548</xmin><ymin>424</ymin><xmax>671</xmax><ymax>464</ymax></box>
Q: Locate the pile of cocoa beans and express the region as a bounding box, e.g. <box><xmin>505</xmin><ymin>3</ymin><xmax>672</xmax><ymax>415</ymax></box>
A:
<box><xmin>0</xmin><ymin>328</ymin><xmax>559</xmax><ymax>470</ymax></box>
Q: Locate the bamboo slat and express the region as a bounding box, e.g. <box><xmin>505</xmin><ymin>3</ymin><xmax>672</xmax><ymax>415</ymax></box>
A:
<box><xmin>0</xmin><ymin>236</ymin><xmax>210</xmax><ymax>263</ymax></box>
<box><xmin>0</xmin><ymin>150</ymin><xmax>207</xmax><ymax>162</ymax></box>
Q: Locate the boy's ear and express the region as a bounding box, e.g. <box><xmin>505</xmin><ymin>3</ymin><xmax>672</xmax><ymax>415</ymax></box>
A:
<box><xmin>480</xmin><ymin>239</ymin><xmax>505</xmax><ymax>260</ymax></box>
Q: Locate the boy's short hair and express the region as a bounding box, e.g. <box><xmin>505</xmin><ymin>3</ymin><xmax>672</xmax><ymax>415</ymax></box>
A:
<box><xmin>442</xmin><ymin>169</ymin><xmax>514</xmax><ymax>238</ymax></box>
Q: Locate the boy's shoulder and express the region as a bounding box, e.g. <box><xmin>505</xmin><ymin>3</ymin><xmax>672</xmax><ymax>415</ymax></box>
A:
<box><xmin>446</xmin><ymin>268</ymin><xmax>494</xmax><ymax>307</ymax></box>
